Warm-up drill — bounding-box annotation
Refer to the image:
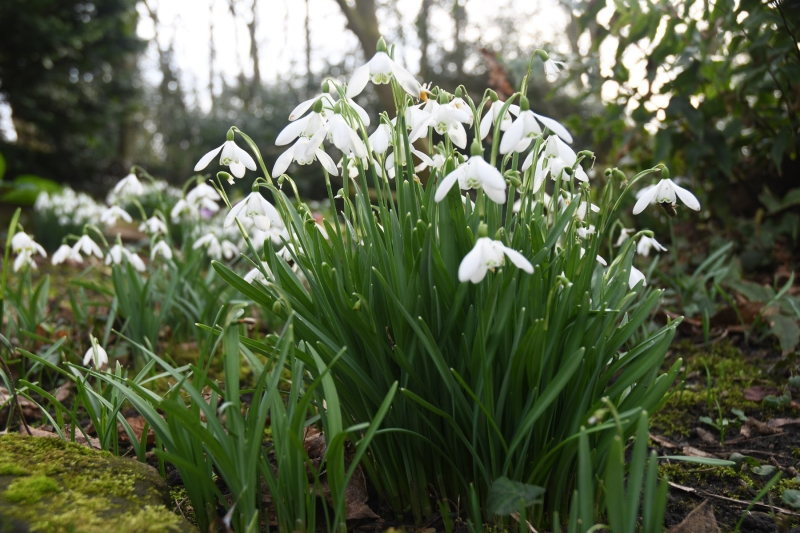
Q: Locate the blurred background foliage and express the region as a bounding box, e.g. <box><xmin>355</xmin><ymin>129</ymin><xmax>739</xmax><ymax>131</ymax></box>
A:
<box><xmin>0</xmin><ymin>0</ymin><xmax>797</xmax><ymax>210</ymax></box>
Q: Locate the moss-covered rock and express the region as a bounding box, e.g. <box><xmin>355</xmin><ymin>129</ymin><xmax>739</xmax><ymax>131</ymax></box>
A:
<box><xmin>0</xmin><ymin>434</ymin><xmax>195</xmax><ymax>533</ymax></box>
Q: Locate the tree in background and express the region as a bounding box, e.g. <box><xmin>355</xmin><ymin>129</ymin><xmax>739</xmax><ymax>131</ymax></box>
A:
<box><xmin>569</xmin><ymin>0</ymin><xmax>799</xmax><ymax>219</ymax></box>
<box><xmin>0</xmin><ymin>0</ymin><xmax>145</xmax><ymax>190</ymax></box>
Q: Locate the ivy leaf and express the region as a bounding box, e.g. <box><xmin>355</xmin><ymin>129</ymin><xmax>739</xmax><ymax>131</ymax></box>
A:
<box><xmin>752</xmin><ymin>465</ymin><xmax>777</xmax><ymax>477</ymax></box>
<box><xmin>487</xmin><ymin>477</ymin><xmax>545</xmax><ymax>516</ymax></box>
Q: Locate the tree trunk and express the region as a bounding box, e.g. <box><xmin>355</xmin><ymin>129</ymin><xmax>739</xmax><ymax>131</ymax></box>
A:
<box><xmin>332</xmin><ymin>0</ymin><xmax>397</xmax><ymax>114</ymax></box>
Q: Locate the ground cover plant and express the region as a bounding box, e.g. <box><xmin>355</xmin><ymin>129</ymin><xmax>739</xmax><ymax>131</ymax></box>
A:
<box><xmin>0</xmin><ymin>28</ymin><xmax>798</xmax><ymax>533</ymax></box>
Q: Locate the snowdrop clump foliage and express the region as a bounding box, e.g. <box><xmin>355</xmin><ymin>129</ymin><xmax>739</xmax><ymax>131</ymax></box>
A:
<box><xmin>199</xmin><ymin>40</ymin><xmax>699</xmax><ymax>527</ymax></box>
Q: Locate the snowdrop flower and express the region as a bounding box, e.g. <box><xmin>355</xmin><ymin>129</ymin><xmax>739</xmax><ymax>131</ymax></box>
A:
<box><xmin>52</xmin><ymin>244</ymin><xmax>83</xmax><ymax>265</ymax></box>
<box><xmin>224</xmin><ymin>192</ymin><xmax>282</xmax><ymax>232</ymax></box>
<box><xmin>580</xmin><ymin>247</ymin><xmax>608</xmax><ymax>266</ymax></box>
<box><xmin>221</xmin><ymin>240</ymin><xmax>239</xmax><ymax>260</ymax></box>
<box><xmin>629</xmin><ymin>266</ymin><xmax>647</xmax><ymax>289</ymax></box>
<box><xmin>339</xmin><ymin>156</ymin><xmax>381</xmax><ymax>179</ymax></box>
<box><xmin>346</xmin><ymin>41</ymin><xmax>420</xmax><ymax>99</ymax></box>
<box><xmin>139</xmin><ymin>216</ymin><xmax>167</xmax><ymax>235</ymax></box>
<box><xmin>614</xmin><ymin>227</ymin><xmax>635</xmax><ymax>247</ymax></box>
<box><xmin>193</xmin><ymin>234</ymin><xmax>221</xmax><ymax>259</ymax></box>
<box><xmin>499</xmin><ymin>110</ymin><xmax>542</xmax><ymax>154</ymax></box>
<box><xmin>105</xmin><ymin>244</ymin><xmax>146</xmax><ymax>272</ymax></box>
<box><xmin>513</xmin><ymin>192</ymin><xmax>552</xmax><ymax>213</ymax></box>
<box><xmin>244</xmin><ymin>262</ymin><xmax>273</xmax><ymax>284</ymax></box>
<box><xmin>72</xmin><ymin>235</ymin><xmax>103</xmax><ymax>260</ymax></box>
<box><xmin>559</xmin><ymin>194</ymin><xmax>600</xmax><ymax>221</ymax></box>
<box><xmin>194</xmin><ymin>135</ymin><xmax>257</xmax><ymax>180</ymax></box>
<box><xmin>113</xmin><ymin>173</ymin><xmax>144</xmax><ymax>197</ymax></box>
<box><xmin>544</xmin><ymin>58</ymin><xmax>565</xmax><ymax>77</ymax></box>
<box><xmin>384</xmin><ymin>136</ymin><xmax>434</xmax><ymax>179</ymax></box>
<box><xmin>186</xmin><ymin>183</ymin><xmax>220</xmax><ymax>204</ymax></box>
<box><xmin>479</xmin><ymin>100</ymin><xmax>518</xmax><ymax>140</ymax></box>
<box><xmin>409</xmin><ymin>100</ymin><xmax>472</xmax><ymax>149</ymax></box>
<box><xmin>637</xmin><ymin>236</ymin><xmax>667</xmax><ymax>257</ymax></box>
<box><xmin>100</xmin><ymin>206</ymin><xmax>133</xmax><ymax>226</ymax></box>
<box><xmin>632</xmin><ymin>179</ymin><xmax>701</xmax><ymax>215</ymax></box>
<box><xmin>458</xmin><ymin>237</ymin><xmax>533</xmax><ymax>283</ymax></box>
<box><xmin>273</xmin><ymin>137</ymin><xmax>338</xmax><ymax>177</ymax></box>
<box><xmin>435</xmin><ymin>156</ymin><xmax>507</xmax><ymax>204</ymax></box>
<box><xmin>11</xmin><ymin>233</ymin><xmax>47</xmax><ymax>272</ymax></box>
<box><xmin>369</xmin><ymin>123</ymin><xmax>392</xmax><ymax>155</ymax></box>
<box><xmin>151</xmin><ymin>240</ymin><xmax>173</xmax><ymax>261</ymax></box>
<box><xmin>288</xmin><ymin>92</ymin><xmax>370</xmax><ymax>126</ymax></box>
<box><xmin>83</xmin><ymin>336</ymin><xmax>108</xmax><ymax>369</ymax></box>
<box><xmin>276</xmin><ymin>110</ymin><xmax>328</xmax><ymax>146</ymax></box>
<box><xmin>577</xmin><ymin>225</ymin><xmax>596</xmax><ymax>239</ymax></box>
<box><xmin>306</xmin><ymin>113</ymin><xmax>368</xmax><ymax>160</ymax></box>
<box><xmin>526</xmin><ymin>136</ymin><xmax>584</xmax><ymax>192</ymax></box>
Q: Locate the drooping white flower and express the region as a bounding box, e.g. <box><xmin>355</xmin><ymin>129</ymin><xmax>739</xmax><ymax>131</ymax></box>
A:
<box><xmin>112</xmin><ymin>173</ymin><xmax>145</xmax><ymax>197</ymax></box>
<box><xmin>408</xmin><ymin>101</ymin><xmax>471</xmax><ymax>149</ymax></box>
<box><xmin>193</xmin><ymin>233</ymin><xmax>222</xmax><ymax>259</ymax></box>
<box><xmin>52</xmin><ymin>244</ymin><xmax>83</xmax><ymax>265</ymax></box>
<box><xmin>72</xmin><ymin>235</ymin><xmax>104</xmax><ymax>260</ymax></box>
<box><xmin>83</xmin><ymin>337</ymin><xmax>108</xmax><ymax>369</ymax></box>
<box><xmin>244</xmin><ymin>262</ymin><xmax>273</xmax><ymax>284</ymax></box>
<box><xmin>577</xmin><ymin>225</ymin><xmax>596</xmax><ymax>240</ymax></box>
<box><xmin>339</xmin><ymin>156</ymin><xmax>382</xmax><ymax>179</ymax></box>
<box><xmin>632</xmin><ymin>179</ymin><xmax>701</xmax><ymax>215</ymax></box>
<box><xmin>629</xmin><ymin>266</ymin><xmax>647</xmax><ymax>289</ymax></box>
<box><xmin>275</xmin><ymin>111</ymin><xmax>328</xmax><ymax>146</ymax></box>
<box><xmin>288</xmin><ymin>92</ymin><xmax>370</xmax><ymax>127</ymax></box>
<box><xmin>224</xmin><ymin>192</ymin><xmax>283</xmax><ymax>233</ymax></box>
<box><xmin>513</xmin><ymin>192</ymin><xmax>552</xmax><ymax>213</ymax></box>
<box><xmin>100</xmin><ymin>206</ymin><xmax>133</xmax><ymax>226</ymax></box>
<box><xmin>384</xmin><ymin>136</ymin><xmax>434</xmax><ymax>179</ymax></box>
<box><xmin>636</xmin><ymin>236</ymin><xmax>667</xmax><ymax>257</ymax></box>
<box><xmin>369</xmin><ymin>123</ymin><xmax>392</xmax><ymax>155</ymax></box>
<box><xmin>151</xmin><ymin>240</ymin><xmax>173</xmax><ymax>261</ymax></box>
<box><xmin>525</xmin><ymin>136</ymin><xmax>584</xmax><ymax>192</ymax></box>
<box><xmin>479</xmin><ymin>100</ymin><xmax>519</xmax><ymax>140</ymax></box>
<box><xmin>559</xmin><ymin>194</ymin><xmax>600</xmax><ymax>221</ymax></box>
<box><xmin>499</xmin><ymin>111</ymin><xmax>542</xmax><ymax>154</ymax></box>
<box><xmin>11</xmin><ymin>233</ymin><xmax>47</xmax><ymax>272</ymax></box>
<box><xmin>221</xmin><ymin>240</ymin><xmax>239</xmax><ymax>260</ymax></box>
<box><xmin>435</xmin><ymin>156</ymin><xmax>507</xmax><ymax>204</ymax></box>
<box><xmin>544</xmin><ymin>59</ymin><xmax>565</xmax><ymax>77</ymax></box>
<box><xmin>273</xmin><ymin>137</ymin><xmax>338</xmax><ymax>177</ymax></box>
<box><xmin>194</xmin><ymin>139</ymin><xmax>257</xmax><ymax>180</ymax></box>
<box><xmin>105</xmin><ymin>244</ymin><xmax>145</xmax><ymax>272</ymax></box>
<box><xmin>139</xmin><ymin>216</ymin><xmax>167</xmax><ymax>235</ymax></box>
<box><xmin>346</xmin><ymin>50</ymin><xmax>420</xmax><ymax>99</ymax></box>
<box><xmin>614</xmin><ymin>227</ymin><xmax>635</xmax><ymax>247</ymax></box>
<box><xmin>186</xmin><ymin>183</ymin><xmax>221</xmax><ymax>205</ymax></box>
<box><xmin>458</xmin><ymin>237</ymin><xmax>533</xmax><ymax>283</ymax></box>
<box><xmin>580</xmin><ymin>247</ymin><xmax>608</xmax><ymax>266</ymax></box>
<box><xmin>306</xmin><ymin>114</ymin><xmax>368</xmax><ymax>160</ymax></box>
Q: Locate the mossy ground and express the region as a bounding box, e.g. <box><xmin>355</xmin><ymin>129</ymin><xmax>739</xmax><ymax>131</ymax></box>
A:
<box><xmin>0</xmin><ymin>434</ymin><xmax>193</xmax><ymax>533</ymax></box>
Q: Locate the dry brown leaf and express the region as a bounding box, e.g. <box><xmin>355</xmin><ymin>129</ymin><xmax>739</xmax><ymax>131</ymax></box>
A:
<box><xmin>695</xmin><ymin>427</ymin><xmax>718</xmax><ymax>445</ymax></box>
<box><xmin>649</xmin><ymin>433</ymin><xmax>678</xmax><ymax>448</ymax></box>
<box><xmin>744</xmin><ymin>386</ymin><xmax>765</xmax><ymax>402</ymax></box>
<box><xmin>668</xmin><ymin>500</ymin><xmax>720</xmax><ymax>533</ymax></box>
<box><xmin>118</xmin><ymin>415</ymin><xmax>156</xmax><ymax>445</ymax></box>
<box><xmin>767</xmin><ymin>418</ymin><xmax>800</xmax><ymax>427</ymax></box>
<box><xmin>746</xmin><ymin>417</ymin><xmax>782</xmax><ymax>435</ymax></box>
<box><xmin>682</xmin><ymin>446</ymin><xmax>720</xmax><ymax>459</ymax></box>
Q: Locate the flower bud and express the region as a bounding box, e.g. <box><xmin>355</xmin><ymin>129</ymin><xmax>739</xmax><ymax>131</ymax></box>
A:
<box><xmin>226</xmin><ymin>128</ymin><xmax>235</xmax><ymax>141</ymax></box>
<box><xmin>321</xmin><ymin>79</ymin><xmax>331</xmax><ymax>93</ymax></box>
<box><xmin>313</xmin><ymin>98</ymin><xmax>325</xmax><ymax>113</ymax></box>
<box><xmin>376</xmin><ymin>36</ymin><xmax>388</xmax><ymax>53</ymax></box>
<box><xmin>352</xmin><ymin>299</ymin><xmax>361</xmax><ymax>311</ymax></box>
<box><xmin>604</xmin><ymin>168</ymin><xmax>613</xmax><ymax>177</ymax></box>
<box><xmin>577</xmin><ymin>150</ymin><xmax>594</xmax><ymax>159</ymax></box>
<box><xmin>536</xmin><ymin>49</ymin><xmax>550</xmax><ymax>62</ymax></box>
<box><xmin>656</xmin><ymin>163</ymin><xmax>669</xmax><ymax>179</ymax></box>
<box><xmin>477</xmin><ymin>222</ymin><xmax>489</xmax><ymax>238</ymax></box>
<box><xmin>272</xmin><ymin>300</ymin><xmax>282</xmax><ymax>315</ymax></box>
<box><xmin>277</xmin><ymin>175</ymin><xmax>285</xmax><ymax>186</ymax></box>
<box><xmin>505</xmin><ymin>171</ymin><xmax>521</xmax><ymax>188</ymax></box>
<box><xmin>455</xmin><ymin>86</ymin><xmax>463</xmax><ymax>98</ymax></box>
<box><xmin>488</xmin><ymin>89</ymin><xmax>498</xmax><ymax>102</ymax></box>
<box><xmin>438</xmin><ymin>90</ymin><xmax>451</xmax><ymax>104</ymax></box>
<box><xmin>612</xmin><ymin>169</ymin><xmax>627</xmax><ymax>181</ymax></box>
<box><xmin>519</xmin><ymin>95</ymin><xmax>530</xmax><ymax>112</ymax></box>
<box><xmin>218</xmin><ymin>171</ymin><xmax>232</xmax><ymax>182</ymax></box>
<box><xmin>494</xmin><ymin>227</ymin><xmax>505</xmax><ymax>240</ymax></box>
<box><xmin>470</xmin><ymin>138</ymin><xmax>483</xmax><ymax>157</ymax></box>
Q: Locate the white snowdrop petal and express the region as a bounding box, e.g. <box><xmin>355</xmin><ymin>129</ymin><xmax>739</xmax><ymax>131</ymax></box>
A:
<box><xmin>194</xmin><ymin>144</ymin><xmax>224</xmax><ymax>171</ymax></box>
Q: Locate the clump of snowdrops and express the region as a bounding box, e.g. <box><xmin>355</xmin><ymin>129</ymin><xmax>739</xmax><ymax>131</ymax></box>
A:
<box><xmin>194</xmin><ymin>38</ymin><xmax>701</xmax><ymax>528</ymax></box>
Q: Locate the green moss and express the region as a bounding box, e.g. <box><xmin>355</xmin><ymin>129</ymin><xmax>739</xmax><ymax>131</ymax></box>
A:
<box><xmin>4</xmin><ymin>475</ymin><xmax>61</xmax><ymax>503</ymax></box>
<box><xmin>0</xmin><ymin>434</ymin><xmax>193</xmax><ymax>532</ymax></box>
<box><xmin>658</xmin><ymin>463</ymin><xmax>690</xmax><ymax>483</ymax></box>
<box><xmin>0</xmin><ymin>463</ymin><xmax>29</xmax><ymax>476</ymax></box>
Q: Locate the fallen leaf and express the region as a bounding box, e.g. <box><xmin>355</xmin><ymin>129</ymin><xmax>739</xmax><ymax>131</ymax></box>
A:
<box><xmin>649</xmin><ymin>433</ymin><xmax>678</xmax><ymax>449</ymax></box>
<box><xmin>695</xmin><ymin>427</ymin><xmax>718</xmax><ymax>445</ymax></box>
<box><xmin>682</xmin><ymin>446</ymin><xmax>720</xmax><ymax>459</ymax></box>
<box><xmin>118</xmin><ymin>415</ymin><xmax>155</xmax><ymax>445</ymax></box>
<box><xmin>746</xmin><ymin>417</ymin><xmax>782</xmax><ymax>436</ymax></box>
<box><xmin>767</xmin><ymin>418</ymin><xmax>800</xmax><ymax>428</ymax></box>
<box><xmin>668</xmin><ymin>500</ymin><xmax>720</xmax><ymax>533</ymax></box>
<box><xmin>744</xmin><ymin>386</ymin><xmax>765</xmax><ymax>402</ymax></box>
